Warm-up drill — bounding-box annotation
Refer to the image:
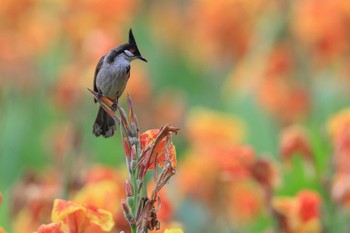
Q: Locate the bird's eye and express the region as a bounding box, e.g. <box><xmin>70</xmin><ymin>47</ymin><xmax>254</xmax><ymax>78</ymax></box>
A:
<box><xmin>124</xmin><ymin>50</ymin><xmax>134</xmax><ymax>57</ymax></box>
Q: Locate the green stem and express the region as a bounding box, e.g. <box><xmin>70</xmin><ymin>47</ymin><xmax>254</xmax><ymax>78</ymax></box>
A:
<box><xmin>129</xmin><ymin>139</ymin><xmax>142</xmax><ymax>233</ymax></box>
<box><xmin>131</xmin><ymin>224</ymin><xmax>137</xmax><ymax>233</ymax></box>
<box><xmin>131</xmin><ymin>168</ymin><xmax>139</xmax><ymax>214</ymax></box>
<box><xmin>129</xmin><ymin>166</ymin><xmax>141</xmax><ymax>233</ymax></box>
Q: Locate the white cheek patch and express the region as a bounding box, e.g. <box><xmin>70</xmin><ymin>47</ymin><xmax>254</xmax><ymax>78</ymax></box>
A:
<box><xmin>124</xmin><ymin>50</ymin><xmax>134</xmax><ymax>57</ymax></box>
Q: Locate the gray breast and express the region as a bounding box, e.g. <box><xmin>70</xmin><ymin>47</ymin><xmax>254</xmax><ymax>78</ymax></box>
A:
<box><xmin>96</xmin><ymin>56</ymin><xmax>131</xmax><ymax>99</ymax></box>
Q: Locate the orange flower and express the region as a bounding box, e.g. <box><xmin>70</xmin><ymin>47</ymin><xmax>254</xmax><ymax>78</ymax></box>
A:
<box><xmin>225</xmin><ymin>43</ymin><xmax>311</xmax><ymax>124</ymax></box>
<box><xmin>219</xmin><ymin>146</ymin><xmax>256</xmax><ymax>180</ymax></box>
<box><xmin>38</xmin><ymin>199</ymin><xmax>115</xmax><ymax>233</ymax></box>
<box><xmin>228</xmin><ymin>181</ymin><xmax>265</xmax><ymax>225</ymax></box>
<box><xmin>292</xmin><ymin>0</ymin><xmax>350</xmax><ymax>66</ymax></box>
<box><xmin>177</xmin><ymin>145</ymin><xmax>271</xmax><ymax>226</ymax></box>
<box><xmin>61</xmin><ymin>0</ymin><xmax>138</xmax><ymax>45</ymax></box>
<box><xmin>186</xmin><ymin>107</ymin><xmax>246</xmax><ymax>151</ymax></box>
<box><xmin>149</xmin><ymin>2</ymin><xmax>189</xmax><ymax>54</ymax></box>
<box><xmin>272</xmin><ymin>190</ymin><xmax>322</xmax><ymax>233</ymax></box>
<box><xmin>327</xmin><ymin>108</ymin><xmax>350</xmax><ymax>172</ymax></box>
<box><xmin>73</xmin><ymin>181</ymin><xmax>121</xmax><ymax>218</ymax></box>
<box><xmin>279</xmin><ymin>125</ymin><xmax>314</xmax><ymax>166</ymax></box>
<box><xmin>52</xmin><ymin>65</ymin><xmax>85</xmax><ymax>112</ymax></box>
<box><xmin>83</xmin><ymin>165</ymin><xmax>122</xmax><ymax>184</ymax></box>
<box><xmin>176</xmin><ymin>149</ymin><xmax>219</xmax><ymax>202</ymax></box>
<box><xmin>242</xmin><ymin>43</ymin><xmax>309</xmax><ymax>123</ymax></box>
<box><xmin>327</xmin><ymin>108</ymin><xmax>350</xmax><ymax>141</ymax></box>
<box><xmin>331</xmin><ymin>172</ymin><xmax>350</xmax><ymax>210</ymax></box>
<box><xmin>11</xmin><ymin>171</ymin><xmax>60</xmax><ymax>233</ymax></box>
<box><xmin>256</xmin><ymin>46</ymin><xmax>310</xmax><ymax>124</ymax></box>
<box><xmin>327</xmin><ymin>109</ymin><xmax>350</xmax><ymax>211</ymax></box>
<box><xmin>188</xmin><ymin>0</ymin><xmax>268</xmax><ymax>63</ymax></box>
<box><xmin>264</xmin><ymin>45</ymin><xmax>294</xmax><ymax>77</ymax></box>
<box><xmin>76</xmin><ymin>166</ymin><xmax>129</xmax><ymax>232</ymax></box>
<box><xmin>140</xmin><ymin>129</ymin><xmax>177</xmax><ymax>170</ymax></box>
<box><xmin>43</xmin><ymin>122</ymin><xmax>81</xmax><ymax>161</ymax></box>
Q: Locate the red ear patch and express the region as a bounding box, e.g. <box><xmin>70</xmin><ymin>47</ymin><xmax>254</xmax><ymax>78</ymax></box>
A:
<box><xmin>129</xmin><ymin>49</ymin><xmax>135</xmax><ymax>54</ymax></box>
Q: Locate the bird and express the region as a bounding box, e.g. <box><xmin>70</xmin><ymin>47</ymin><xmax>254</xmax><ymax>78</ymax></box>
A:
<box><xmin>92</xmin><ymin>29</ymin><xmax>147</xmax><ymax>138</ymax></box>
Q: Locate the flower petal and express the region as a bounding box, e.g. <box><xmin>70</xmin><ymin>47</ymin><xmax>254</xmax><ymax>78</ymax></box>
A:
<box><xmin>52</xmin><ymin>199</ymin><xmax>114</xmax><ymax>232</ymax></box>
<box><xmin>37</xmin><ymin>223</ymin><xmax>64</xmax><ymax>233</ymax></box>
<box><xmin>164</xmin><ymin>229</ymin><xmax>184</xmax><ymax>233</ymax></box>
<box><xmin>140</xmin><ymin>129</ymin><xmax>177</xmax><ymax>170</ymax></box>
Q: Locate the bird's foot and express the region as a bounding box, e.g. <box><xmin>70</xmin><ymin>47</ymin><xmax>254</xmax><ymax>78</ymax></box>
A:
<box><xmin>95</xmin><ymin>90</ymin><xmax>103</xmax><ymax>101</ymax></box>
<box><xmin>111</xmin><ymin>100</ymin><xmax>119</xmax><ymax>111</ymax></box>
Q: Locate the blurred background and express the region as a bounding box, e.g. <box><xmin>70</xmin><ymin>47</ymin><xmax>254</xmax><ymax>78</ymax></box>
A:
<box><xmin>1</xmin><ymin>0</ymin><xmax>350</xmax><ymax>232</ymax></box>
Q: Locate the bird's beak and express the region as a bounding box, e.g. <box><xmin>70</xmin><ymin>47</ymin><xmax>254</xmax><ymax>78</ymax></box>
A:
<box><xmin>138</xmin><ymin>55</ymin><xmax>148</xmax><ymax>62</ymax></box>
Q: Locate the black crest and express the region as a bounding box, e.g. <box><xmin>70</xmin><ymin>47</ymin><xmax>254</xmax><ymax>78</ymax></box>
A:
<box><xmin>128</xmin><ymin>29</ymin><xmax>142</xmax><ymax>57</ymax></box>
<box><xmin>106</xmin><ymin>29</ymin><xmax>147</xmax><ymax>63</ymax></box>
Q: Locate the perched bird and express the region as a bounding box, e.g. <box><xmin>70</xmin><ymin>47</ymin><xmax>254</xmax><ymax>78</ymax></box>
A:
<box><xmin>93</xmin><ymin>29</ymin><xmax>147</xmax><ymax>138</ymax></box>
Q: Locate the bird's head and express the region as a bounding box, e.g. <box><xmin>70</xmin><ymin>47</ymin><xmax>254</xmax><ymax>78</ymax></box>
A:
<box><xmin>123</xmin><ymin>29</ymin><xmax>147</xmax><ymax>62</ymax></box>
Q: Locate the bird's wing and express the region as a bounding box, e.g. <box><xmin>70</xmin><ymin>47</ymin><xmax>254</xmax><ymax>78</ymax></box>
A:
<box><xmin>93</xmin><ymin>55</ymin><xmax>105</xmax><ymax>102</ymax></box>
<box><xmin>93</xmin><ymin>55</ymin><xmax>105</xmax><ymax>93</ymax></box>
<box><xmin>126</xmin><ymin>64</ymin><xmax>130</xmax><ymax>77</ymax></box>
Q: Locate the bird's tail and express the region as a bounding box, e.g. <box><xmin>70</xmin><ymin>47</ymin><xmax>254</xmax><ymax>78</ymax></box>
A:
<box><xmin>93</xmin><ymin>106</ymin><xmax>116</xmax><ymax>138</ymax></box>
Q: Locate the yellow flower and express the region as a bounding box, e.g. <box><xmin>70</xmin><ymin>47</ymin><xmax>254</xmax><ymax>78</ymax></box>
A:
<box><xmin>36</xmin><ymin>199</ymin><xmax>114</xmax><ymax>233</ymax></box>
<box><xmin>164</xmin><ymin>229</ymin><xmax>184</xmax><ymax>233</ymax></box>
<box><xmin>327</xmin><ymin>108</ymin><xmax>350</xmax><ymax>140</ymax></box>
<box><xmin>52</xmin><ymin>199</ymin><xmax>114</xmax><ymax>232</ymax></box>
<box><xmin>73</xmin><ymin>180</ymin><xmax>121</xmax><ymax>216</ymax></box>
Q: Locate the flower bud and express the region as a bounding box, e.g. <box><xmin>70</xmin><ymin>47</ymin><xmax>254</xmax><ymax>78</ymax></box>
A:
<box><xmin>130</xmin><ymin>123</ymin><xmax>138</xmax><ymax>137</ymax></box>
<box><xmin>137</xmin><ymin>179</ymin><xmax>143</xmax><ymax>192</ymax></box>
<box><xmin>130</xmin><ymin>144</ymin><xmax>136</xmax><ymax>161</ymax></box>
<box><xmin>127</xmin><ymin>196</ymin><xmax>134</xmax><ymax>208</ymax></box>
<box><xmin>121</xmin><ymin>199</ymin><xmax>133</xmax><ymax>222</ymax></box>
<box><xmin>123</xmin><ymin>138</ymin><xmax>131</xmax><ymax>159</ymax></box>
<box><xmin>125</xmin><ymin>179</ymin><xmax>134</xmax><ymax>197</ymax></box>
<box><xmin>131</xmin><ymin>159</ymin><xmax>138</xmax><ymax>171</ymax></box>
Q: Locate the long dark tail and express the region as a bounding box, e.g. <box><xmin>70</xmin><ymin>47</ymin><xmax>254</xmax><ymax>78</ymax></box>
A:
<box><xmin>93</xmin><ymin>106</ymin><xmax>116</xmax><ymax>138</ymax></box>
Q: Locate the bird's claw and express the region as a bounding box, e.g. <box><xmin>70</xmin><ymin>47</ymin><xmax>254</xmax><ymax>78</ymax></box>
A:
<box><xmin>111</xmin><ymin>100</ymin><xmax>119</xmax><ymax>111</ymax></box>
<box><xmin>95</xmin><ymin>91</ymin><xmax>103</xmax><ymax>100</ymax></box>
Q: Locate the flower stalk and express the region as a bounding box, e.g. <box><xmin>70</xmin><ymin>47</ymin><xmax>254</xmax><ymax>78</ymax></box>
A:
<box><xmin>89</xmin><ymin>89</ymin><xmax>179</xmax><ymax>233</ymax></box>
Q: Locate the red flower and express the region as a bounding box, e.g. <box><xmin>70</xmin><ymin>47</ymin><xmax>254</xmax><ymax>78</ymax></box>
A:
<box><xmin>279</xmin><ymin>125</ymin><xmax>314</xmax><ymax>166</ymax></box>
<box><xmin>140</xmin><ymin>129</ymin><xmax>177</xmax><ymax>170</ymax></box>
<box><xmin>37</xmin><ymin>223</ymin><xmax>64</xmax><ymax>233</ymax></box>
<box><xmin>272</xmin><ymin>190</ymin><xmax>322</xmax><ymax>233</ymax></box>
<box><xmin>298</xmin><ymin>191</ymin><xmax>321</xmax><ymax>222</ymax></box>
